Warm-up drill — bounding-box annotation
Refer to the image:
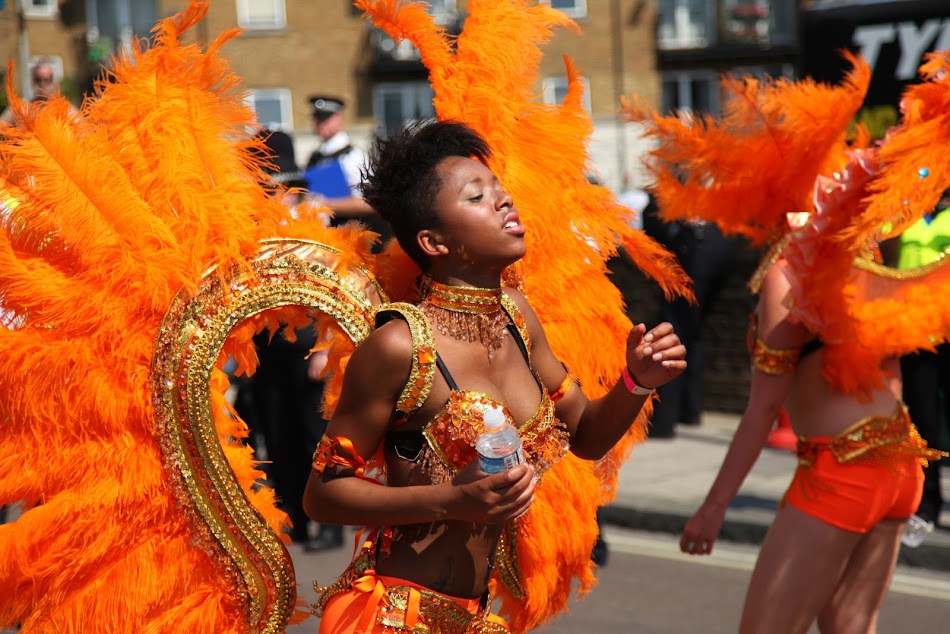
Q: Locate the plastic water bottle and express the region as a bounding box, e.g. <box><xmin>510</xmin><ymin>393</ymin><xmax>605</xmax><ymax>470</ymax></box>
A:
<box><xmin>476</xmin><ymin>405</ymin><xmax>524</xmax><ymax>473</ymax></box>
<box><xmin>901</xmin><ymin>514</ymin><xmax>934</xmax><ymax>548</ymax></box>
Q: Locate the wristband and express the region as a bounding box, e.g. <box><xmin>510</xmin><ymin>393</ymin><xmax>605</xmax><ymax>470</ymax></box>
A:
<box><xmin>622</xmin><ymin>366</ymin><xmax>655</xmax><ymax>396</ymax></box>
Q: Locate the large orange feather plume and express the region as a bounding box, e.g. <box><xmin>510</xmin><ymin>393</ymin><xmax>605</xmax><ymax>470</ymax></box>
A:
<box><xmin>623</xmin><ymin>54</ymin><xmax>871</xmax><ymax>245</ymax></box>
<box><xmin>355</xmin><ymin>1</ymin><xmax>691</xmax><ymax>631</ymax></box>
<box><xmin>0</xmin><ymin>2</ymin><xmax>378</xmax><ymax>630</ymax></box>
<box><xmin>625</xmin><ymin>50</ymin><xmax>950</xmax><ymax>397</ymax></box>
<box><xmin>845</xmin><ymin>51</ymin><xmax>950</xmax><ymax>246</ymax></box>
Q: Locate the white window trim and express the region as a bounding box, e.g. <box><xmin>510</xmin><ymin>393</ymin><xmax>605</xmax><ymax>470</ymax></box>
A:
<box><xmin>236</xmin><ymin>0</ymin><xmax>287</xmax><ymax>31</ymax></box>
<box><xmin>544</xmin><ymin>0</ymin><xmax>587</xmax><ymax>19</ymax></box>
<box><xmin>657</xmin><ymin>0</ymin><xmax>711</xmax><ymax>51</ymax></box>
<box><xmin>542</xmin><ymin>76</ymin><xmax>592</xmax><ymax>113</ymax></box>
<box><xmin>24</xmin><ymin>0</ymin><xmax>58</xmax><ymax>18</ymax></box>
<box><xmin>246</xmin><ymin>88</ymin><xmax>293</xmax><ymax>132</ymax></box>
<box><xmin>662</xmin><ymin>70</ymin><xmax>719</xmax><ymax>114</ymax></box>
<box><xmin>372</xmin><ymin>81</ymin><xmax>437</xmax><ymax>133</ymax></box>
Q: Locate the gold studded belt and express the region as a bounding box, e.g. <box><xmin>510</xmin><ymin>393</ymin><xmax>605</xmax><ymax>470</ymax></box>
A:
<box><xmin>796</xmin><ymin>404</ymin><xmax>946</xmax><ymax>467</ymax></box>
<box><xmin>314</xmin><ymin>541</ymin><xmax>509</xmax><ymax>634</ymax></box>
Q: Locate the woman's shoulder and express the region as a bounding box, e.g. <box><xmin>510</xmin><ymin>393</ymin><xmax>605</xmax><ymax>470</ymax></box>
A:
<box><xmin>356</xmin><ymin>316</ymin><xmax>415</xmax><ymax>371</ymax></box>
<box><xmin>501</xmin><ymin>286</ymin><xmax>533</xmax><ymax>315</ymax></box>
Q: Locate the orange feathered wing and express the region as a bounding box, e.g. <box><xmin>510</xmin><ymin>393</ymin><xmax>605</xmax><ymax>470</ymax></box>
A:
<box><xmin>0</xmin><ymin>3</ymin><xmax>386</xmax><ymax>631</ymax></box>
<box><xmin>783</xmin><ymin>52</ymin><xmax>950</xmax><ymax>395</ymax></box>
<box><xmin>627</xmin><ymin>51</ymin><xmax>950</xmax><ymax>396</ymax></box>
<box><xmin>624</xmin><ymin>55</ymin><xmax>870</xmax><ymax>246</ymax></box>
<box><xmin>847</xmin><ymin>52</ymin><xmax>950</xmax><ymax>247</ymax></box>
<box><xmin>356</xmin><ymin>1</ymin><xmax>690</xmax><ymax>631</ymax></box>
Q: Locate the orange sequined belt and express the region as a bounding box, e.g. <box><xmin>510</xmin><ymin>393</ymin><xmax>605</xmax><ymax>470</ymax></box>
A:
<box><xmin>314</xmin><ymin>542</ymin><xmax>509</xmax><ymax>634</ymax></box>
<box><xmin>796</xmin><ymin>404</ymin><xmax>946</xmax><ymax>467</ymax></box>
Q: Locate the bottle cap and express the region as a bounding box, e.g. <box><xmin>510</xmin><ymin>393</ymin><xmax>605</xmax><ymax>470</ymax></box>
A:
<box><xmin>482</xmin><ymin>405</ymin><xmax>506</xmax><ymax>429</ymax></box>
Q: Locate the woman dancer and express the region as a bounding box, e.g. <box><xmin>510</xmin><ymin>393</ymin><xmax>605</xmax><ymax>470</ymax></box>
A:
<box><xmin>629</xmin><ymin>56</ymin><xmax>947</xmax><ymax>633</ymax></box>
<box><xmin>304</xmin><ymin>120</ymin><xmax>686</xmax><ymax>633</ymax></box>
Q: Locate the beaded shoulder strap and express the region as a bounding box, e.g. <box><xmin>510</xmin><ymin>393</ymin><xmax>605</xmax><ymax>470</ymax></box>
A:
<box><xmin>501</xmin><ymin>293</ymin><xmax>532</xmax><ymax>361</ymax></box>
<box><xmin>375</xmin><ymin>302</ymin><xmax>437</xmax><ymax>416</ymax></box>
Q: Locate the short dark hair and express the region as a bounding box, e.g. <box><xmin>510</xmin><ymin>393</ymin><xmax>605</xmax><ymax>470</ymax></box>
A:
<box><xmin>361</xmin><ymin>120</ymin><xmax>492</xmax><ymax>269</ymax></box>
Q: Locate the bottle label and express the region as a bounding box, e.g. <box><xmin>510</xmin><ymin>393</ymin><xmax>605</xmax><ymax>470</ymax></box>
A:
<box><xmin>478</xmin><ymin>447</ymin><xmax>525</xmax><ymax>474</ymax></box>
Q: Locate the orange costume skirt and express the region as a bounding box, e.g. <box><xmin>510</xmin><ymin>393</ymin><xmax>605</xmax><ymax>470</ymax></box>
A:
<box><xmin>315</xmin><ymin>542</ymin><xmax>509</xmax><ymax>634</ymax></box>
<box><xmin>783</xmin><ymin>404</ymin><xmax>944</xmax><ymax>533</ymax></box>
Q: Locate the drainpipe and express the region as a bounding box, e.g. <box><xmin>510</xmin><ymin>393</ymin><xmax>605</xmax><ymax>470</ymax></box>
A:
<box><xmin>16</xmin><ymin>0</ymin><xmax>31</xmax><ymax>97</ymax></box>
<box><xmin>611</xmin><ymin>0</ymin><xmax>628</xmax><ymax>190</ymax></box>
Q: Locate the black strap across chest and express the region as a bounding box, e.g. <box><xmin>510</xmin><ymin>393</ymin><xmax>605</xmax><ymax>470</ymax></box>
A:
<box><xmin>386</xmin><ymin>323</ymin><xmax>530</xmax><ymax>461</ymax></box>
<box><xmin>306</xmin><ymin>144</ymin><xmax>353</xmax><ymax>169</ymax></box>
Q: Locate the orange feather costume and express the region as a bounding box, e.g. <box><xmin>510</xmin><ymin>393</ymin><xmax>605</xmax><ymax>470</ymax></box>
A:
<box><xmin>0</xmin><ymin>1</ymin><xmax>690</xmax><ymax>632</ymax></box>
<box><xmin>626</xmin><ymin>53</ymin><xmax>950</xmax><ymax>398</ymax></box>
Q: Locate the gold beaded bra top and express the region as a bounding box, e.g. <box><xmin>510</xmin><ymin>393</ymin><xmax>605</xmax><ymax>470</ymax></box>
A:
<box><xmin>376</xmin><ymin>282</ymin><xmax>569</xmax><ymax>485</ymax></box>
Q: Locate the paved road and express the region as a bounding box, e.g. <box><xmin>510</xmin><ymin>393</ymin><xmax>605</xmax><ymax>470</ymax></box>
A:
<box><xmin>289</xmin><ymin>526</ymin><xmax>950</xmax><ymax>633</ymax></box>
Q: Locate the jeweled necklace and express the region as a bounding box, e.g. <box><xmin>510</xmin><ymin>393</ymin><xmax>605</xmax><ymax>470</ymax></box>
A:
<box><xmin>419</xmin><ymin>276</ymin><xmax>509</xmax><ymax>359</ymax></box>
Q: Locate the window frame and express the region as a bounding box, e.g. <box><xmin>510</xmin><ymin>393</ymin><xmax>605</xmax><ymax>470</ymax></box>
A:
<box><xmin>235</xmin><ymin>0</ymin><xmax>287</xmax><ymax>31</ymax></box>
<box><xmin>661</xmin><ymin>70</ymin><xmax>720</xmax><ymax>115</ymax></box>
<box><xmin>541</xmin><ymin>75</ymin><xmax>592</xmax><ymax>114</ymax></box>
<box><xmin>544</xmin><ymin>0</ymin><xmax>588</xmax><ymax>19</ymax></box>
<box><xmin>372</xmin><ymin>81</ymin><xmax>437</xmax><ymax>135</ymax></box>
<box><xmin>657</xmin><ymin>0</ymin><xmax>712</xmax><ymax>50</ymax></box>
<box><xmin>24</xmin><ymin>0</ymin><xmax>59</xmax><ymax>18</ymax></box>
<box><xmin>245</xmin><ymin>88</ymin><xmax>293</xmax><ymax>132</ymax></box>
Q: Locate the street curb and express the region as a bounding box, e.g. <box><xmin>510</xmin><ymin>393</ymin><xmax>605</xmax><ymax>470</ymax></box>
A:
<box><xmin>602</xmin><ymin>504</ymin><xmax>950</xmax><ymax>572</ymax></box>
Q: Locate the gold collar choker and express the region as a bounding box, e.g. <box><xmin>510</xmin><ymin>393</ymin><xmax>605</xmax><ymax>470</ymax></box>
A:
<box><xmin>420</xmin><ymin>278</ymin><xmax>503</xmax><ymax>314</ymax></box>
<box><xmin>420</xmin><ymin>277</ymin><xmax>508</xmax><ymax>359</ymax></box>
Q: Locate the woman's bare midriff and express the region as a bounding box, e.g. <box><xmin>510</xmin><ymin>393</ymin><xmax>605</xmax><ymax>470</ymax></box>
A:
<box><xmin>784</xmin><ymin>352</ymin><xmax>902</xmax><ymax>438</ymax></box>
<box><xmin>369</xmin><ymin>324</ymin><xmax>541</xmax><ymax>599</ymax></box>
<box><xmin>376</xmin><ymin>456</ymin><xmax>501</xmax><ymax>599</ymax></box>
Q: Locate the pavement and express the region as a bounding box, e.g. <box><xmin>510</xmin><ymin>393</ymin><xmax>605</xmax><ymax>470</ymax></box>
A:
<box><xmin>604</xmin><ymin>411</ymin><xmax>950</xmax><ymax>572</ymax></box>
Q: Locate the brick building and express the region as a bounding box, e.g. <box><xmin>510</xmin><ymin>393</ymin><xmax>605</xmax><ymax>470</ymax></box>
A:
<box><xmin>1</xmin><ymin>0</ymin><xmax>809</xmax><ymax>412</ymax></box>
<box><xmin>1</xmin><ymin>0</ymin><xmax>664</xmax><ymax>190</ymax></box>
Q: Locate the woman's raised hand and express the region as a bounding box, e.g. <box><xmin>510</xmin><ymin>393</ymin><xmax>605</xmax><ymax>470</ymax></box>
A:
<box><xmin>625</xmin><ymin>322</ymin><xmax>687</xmax><ymax>389</ymax></box>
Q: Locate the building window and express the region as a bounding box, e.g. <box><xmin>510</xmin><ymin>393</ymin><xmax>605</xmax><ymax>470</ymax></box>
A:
<box><xmin>24</xmin><ymin>0</ymin><xmax>58</xmax><ymax>18</ymax></box>
<box><xmin>730</xmin><ymin>63</ymin><xmax>795</xmax><ymax>81</ymax></box>
<box><xmin>542</xmin><ymin>76</ymin><xmax>592</xmax><ymax>113</ymax></box>
<box><xmin>662</xmin><ymin>71</ymin><xmax>719</xmax><ymax>114</ymax></box>
<box><xmin>373</xmin><ymin>83</ymin><xmax>436</xmax><ymax>135</ymax></box>
<box><xmin>370</xmin><ymin>28</ymin><xmax>423</xmax><ymax>62</ymax></box>
<box><xmin>545</xmin><ymin>0</ymin><xmax>588</xmax><ymax>19</ymax></box>
<box><xmin>720</xmin><ymin>1</ymin><xmax>795</xmax><ymax>46</ymax></box>
<box><xmin>657</xmin><ymin>0</ymin><xmax>710</xmax><ymax>50</ymax></box>
<box><xmin>246</xmin><ymin>89</ymin><xmax>292</xmax><ymax>131</ymax></box>
<box><xmin>236</xmin><ymin>0</ymin><xmax>286</xmax><ymax>30</ymax></box>
<box><xmin>373</xmin><ymin>82</ymin><xmax>436</xmax><ymax>135</ymax></box>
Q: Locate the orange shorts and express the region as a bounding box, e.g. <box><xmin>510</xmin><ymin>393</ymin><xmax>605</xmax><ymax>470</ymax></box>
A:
<box><xmin>783</xmin><ymin>446</ymin><xmax>923</xmax><ymax>534</ymax></box>
<box><xmin>318</xmin><ymin>570</ymin><xmax>508</xmax><ymax>634</ymax></box>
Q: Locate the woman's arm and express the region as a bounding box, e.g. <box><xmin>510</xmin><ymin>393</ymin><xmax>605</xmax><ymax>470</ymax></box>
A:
<box><xmin>680</xmin><ymin>262</ymin><xmax>806</xmax><ymax>555</ymax></box>
<box><xmin>504</xmin><ymin>289</ymin><xmax>687</xmax><ymax>461</ymax></box>
<box><xmin>302</xmin><ymin>320</ymin><xmax>535</xmax><ymax>527</ymax></box>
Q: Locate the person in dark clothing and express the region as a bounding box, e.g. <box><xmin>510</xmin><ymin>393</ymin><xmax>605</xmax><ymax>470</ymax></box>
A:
<box><xmin>642</xmin><ymin>196</ymin><xmax>737</xmax><ymax>438</ymax></box>
<box><xmin>241</xmin><ymin>128</ymin><xmax>345</xmax><ymax>551</ymax></box>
